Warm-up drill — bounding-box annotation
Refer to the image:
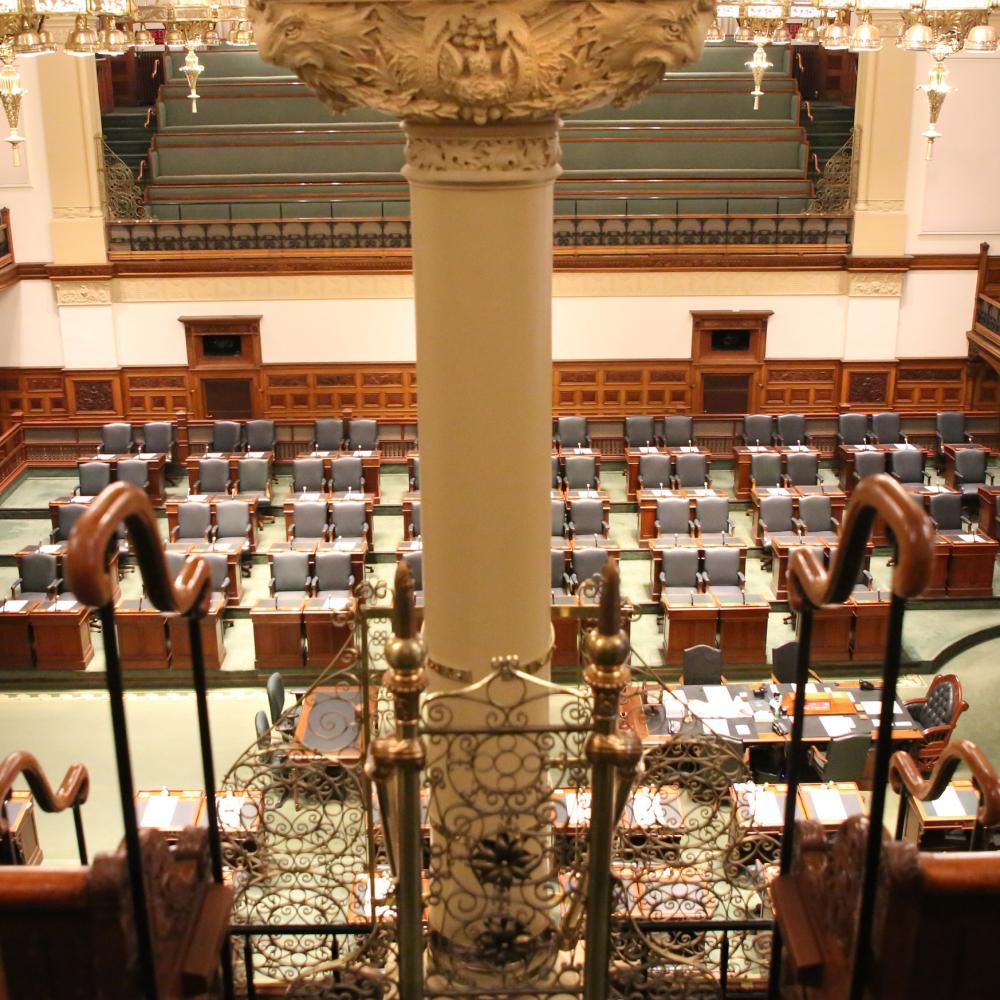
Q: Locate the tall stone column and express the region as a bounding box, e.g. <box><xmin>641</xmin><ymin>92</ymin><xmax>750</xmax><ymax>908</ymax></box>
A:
<box><xmin>249</xmin><ymin>0</ymin><xmax>713</xmax><ymax>677</ymax></box>
<box><xmin>404</xmin><ymin>120</ymin><xmax>559</xmax><ymax>683</ymax></box>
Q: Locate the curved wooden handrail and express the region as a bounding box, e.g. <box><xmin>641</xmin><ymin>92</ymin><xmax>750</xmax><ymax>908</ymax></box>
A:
<box><xmin>890</xmin><ymin>739</ymin><xmax>1000</xmax><ymax>829</ymax></box>
<box><xmin>65</xmin><ymin>482</ymin><xmax>212</xmax><ymax>613</ymax></box>
<box><xmin>787</xmin><ymin>473</ymin><xmax>935</xmax><ymax>612</ymax></box>
<box><xmin>0</xmin><ymin>751</ymin><xmax>89</xmax><ymax>832</ymax></box>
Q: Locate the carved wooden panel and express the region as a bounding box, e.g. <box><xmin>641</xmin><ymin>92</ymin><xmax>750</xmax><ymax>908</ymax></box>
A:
<box><xmin>67</xmin><ymin>374</ymin><xmax>122</xmax><ymax>416</ymax></box>
<box><xmin>761</xmin><ymin>362</ymin><xmax>839</xmax><ymax>411</ymax></box>
<box><xmin>264</xmin><ymin>365</ymin><xmax>418</xmax><ymax>418</ymax></box>
<box><xmin>841</xmin><ymin>365</ymin><xmax>894</xmax><ymax>409</ymax></box>
<box><xmin>554</xmin><ymin>361</ymin><xmax>692</xmax><ymax>414</ymax></box>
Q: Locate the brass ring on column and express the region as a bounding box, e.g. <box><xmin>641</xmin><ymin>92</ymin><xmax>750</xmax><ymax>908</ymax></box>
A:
<box><xmin>425</xmin><ymin>635</ymin><xmax>555</xmax><ymax>683</ymax></box>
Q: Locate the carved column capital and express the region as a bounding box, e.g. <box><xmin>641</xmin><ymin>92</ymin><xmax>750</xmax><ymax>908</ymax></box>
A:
<box><xmin>248</xmin><ymin>0</ymin><xmax>714</xmax><ymax>124</ymax></box>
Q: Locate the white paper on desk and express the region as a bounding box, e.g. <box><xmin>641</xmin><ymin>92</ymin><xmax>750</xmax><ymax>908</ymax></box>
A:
<box><xmin>754</xmin><ymin>710</ymin><xmax>774</xmax><ymax>723</ymax></box>
<box><xmin>809</xmin><ymin>788</ymin><xmax>848</xmax><ymax>823</ymax></box>
<box><xmin>72</xmin><ymin>495</ymin><xmax>93</xmax><ymax>503</ymax></box>
<box><xmin>299</xmin><ymin>492</ymin><xmax>321</xmax><ymax>501</ymax></box>
<box><xmin>53</xmin><ymin>599</ymin><xmax>78</xmax><ymax>612</ymax></box>
<box><xmin>334</xmin><ymin>539</ymin><xmax>357</xmax><ymax>550</ymax></box>
<box><xmin>651</xmin><ymin>488</ymin><xmax>671</xmax><ymax>497</ymax></box>
<box><xmin>705</xmin><ymin>686</ymin><xmax>734</xmax><ymax>706</ymax></box>
<box><xmin>97</xmin><ymin>453</ymin><xmax>116</xmax><ymax>460</ymax></box>
<box><xmin>187</xmin><ymin>493</ymin><xmax>207</xmax><ymax>501</ymax></box>
<box><xmin>861</xmin><ymin>701</ymin><xmax>903</xmax><ymax>716</ymax></box>
<box><xmin>247</xmin><ymin>451</ymin><xmax>266</xmax><ymax>458</ymax></box>
<box><xmin>958</xmin><ymin>533</ymin><xmax>980</xmax><ymax>543</ymax></box>
<box><xmin>747</xmin><ymin>446</ymin><xmax>768</xmax><ymax>452</ymax></box>
<box><xmin>325</xmin><ymin>598</ymin><xmax>351</xmax><ymax>612</ymax></box>
<box><xmin>141</xmin><ymin>795</ymin><xmax>178</xmax><ymax>828</ymax></box>
<box><xmin>691</xmin><ymin>488</ymin><xmax>710</xmax><ymax>496</ymax></box>
<box><xmin>856</xmin><ymin>444</ymin><xmax>875</xmax><ymax>451</ymax></box>
<box><xmin>702</xmin><ymin>718</ymin><xmax>729</xmax><ymax>737</ymax></box>
<box><xmin>639</xmin><ymin>446</ymin><xmax>657</xmax><ymax>454</ymax></box>
<box><xmin>931</xmin><ymin>786</ymin><xmax>967</xmax><ymax>818</ymax></box>
<box><xmin>40</xmin><ymin>544</ymin><xmax>62</xmax><ymax>554</ymax></box>
<box><xmin>138</xmin><ymin>453</ymin><xmax>158</xmax><ymax>460</ymax></box>
<box><xmin>662</xmin><ymin>699</ymin><xmax>686</xmax><ymax>719</ymax></box>
<box><xmin>2</xmin><ymin>600</ymin><xmax>27</xmax><ymax>613</ymax></box>
<box><xmin>735</xmin><ymin>724</ymin><xmax>752</xmax><ymax>737</ymax></box>
<box><xmin>820</xmin><ymin>716</ymin><xmax>855</xmax><ymax>737</ymax></box>
<box><xmin>771</xmin><ymin>487</ymin><xmax>790</xmax><ymax>496</ymax></box>
<box><xmin>752</xmin><ymin>790</ymin><xmax>783</xmax><ymax>827</ymax></box>
<box><xmin>805</xmin><ymin>682</ymin><xmax>818</xmax><ymax>693</ymax></box>
<box><xmin>630</xmin><ymin>790</ymin><xmax>667</xmax><ymax>826</ymax></box>
<box><xmin>204</xmin><ymin>452</ymin><xmax>224</xmax><ymax>458</ymax></box>
<box><xmin>216</xmin><ymin>795</ymin><xmax>247</xmax><ymax>828</ymax></box>
<box><xmin>311</xmin><ymin>451</ymin><xmax>331</xmax><ymax>457</ymax></box>
<box><xmin>353</xmin><ymin>450</ymin><xmax>374</xmax><ymax>457</ymax></box>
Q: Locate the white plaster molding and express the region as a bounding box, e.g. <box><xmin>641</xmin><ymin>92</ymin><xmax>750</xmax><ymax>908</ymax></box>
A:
<box><xmin>52</xmin><ymin>206</ymin><xmax>105</xmax><ymax>220</ymax></box>
<box><xmin>113</xmin><ymin>273</ymin><xmax>416</xmax><ymax>303</ymax></box>
<box><xmin>848</xmin><ymin>272</ymin><xmax>904</xmax><ymax>298</ymax></box>
<box><xmin>248</xmin><ymin>0</ymin><xmax>715</xmax><ymax>123</ymax></box>
<box><xmin>855</xmin><ymin>199</ymin><xmax>905</xmax><ymax>213</ymax></box>
<box><xmin>53</xmin><ymin>280</ymin><xmax>112</xmax><ymax>306</ymax></box>
<box><xmin>553</xmin><ymin>270</ymin><xmax>849</xmax><ymax>297</ymax></box>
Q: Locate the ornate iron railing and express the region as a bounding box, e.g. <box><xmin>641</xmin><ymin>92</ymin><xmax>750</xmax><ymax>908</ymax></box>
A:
<box><xmin>51</xmin><ymin>471</ymin><xmax>940</xmax><ymax>1000</ymax></box>
<box><xmin>808</xmin><ymin>128</ymin><xmax>859</xmax><ymax>214</ymax></box>
<box><xmin>98</xmin><ymin>138</ymin><xmax>149</xmax><ymax>222</ymax></box>
<box><xmin>107</xmin><ymin>211</ymin><xmax>852</xmax><ymax>256</ymax></box>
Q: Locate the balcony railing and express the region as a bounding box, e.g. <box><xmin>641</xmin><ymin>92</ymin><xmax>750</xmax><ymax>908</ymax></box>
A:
<box><xmin>976</xmin><ymin>292</ymin><xmax>1000</xmax><ymax>338</ymax></box>
<box><xmin>107</xmin><ymin>211</ymin><xmax>851</xmax><ymax>257</ymax></box>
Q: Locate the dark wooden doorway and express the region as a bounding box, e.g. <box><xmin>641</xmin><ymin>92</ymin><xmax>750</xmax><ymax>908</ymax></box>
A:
<box><xmin>201</xmin><ymin>378</ymin><xmax>254</xmax><ymax>419</ymax></box>
<box><xmin>701</xmin><ymin>373</ymin><xmax>752</xmax><ymax>416</ymax></box>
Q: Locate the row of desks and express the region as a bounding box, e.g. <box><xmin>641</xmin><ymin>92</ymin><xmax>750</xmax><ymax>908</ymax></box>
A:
<box><xmin>250</xmin><ymin>597</ymin><xmax>358</xmax><ymax>671</ymax></box>
<box><xmin>77</xmin><ymin>452</ymin><xmax>168</xmax><ymax>505</ymax></box>
<box><xmin>0</xmin><ymin>598</ymin><xmax>94</xmax><ymax>671</ymax></box>
<box><xmin>732</xmin><ymin>445</ymin><xmax>823</xmax><ymax>500</ymax></box>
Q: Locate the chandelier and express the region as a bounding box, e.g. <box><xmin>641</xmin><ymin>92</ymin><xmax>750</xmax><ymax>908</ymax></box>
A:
<box><xmin>710</xmin><ymin>1</ymin><xmax>999</xmax><ymax>156</ymax></box>
<box><xmin>0</xmin><ymin>1</ymin><xmax>251</xmax><ymax>164</ymax></box>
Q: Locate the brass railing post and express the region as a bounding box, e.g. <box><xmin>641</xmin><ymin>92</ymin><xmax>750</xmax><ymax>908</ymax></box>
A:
<box><xmin>582</xmin><ymin>564</ymin><xmax>641</xmax><ymax>1000</ymax></box>
<box><xmin>365</xmin><ymin>564</ymin><xmax>426</xmax><ymax>1000</ymax></box>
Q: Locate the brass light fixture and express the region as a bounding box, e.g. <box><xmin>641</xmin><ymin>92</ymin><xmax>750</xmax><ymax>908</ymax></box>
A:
<box><xmin>713</xmin><ymin>1</ymin><xmax>999</xmax><ymax>154</ymax></box>
<box><xmin>0</xmin><ymin>41</ymin><xmax>26</xmax><ymax>166</ymax></box>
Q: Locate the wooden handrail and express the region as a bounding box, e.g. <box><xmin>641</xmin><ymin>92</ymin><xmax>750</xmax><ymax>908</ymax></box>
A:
<box><xmin>65</xmin><ymin>481</ymin><xmax>212</xmax><ymax>612</ymax></box>
<box><xmin>150</xmin><ymin>58</ymin><xmax>160</xmax><ymax>80</ymax></box>
<box><xmin>143</xmin><ymin>107</ymin><xmax>154</xmax><ymax>128</ymax></box>
<box><xmin>787</xmin><ymin>473</ymin><xmax>935</xmax><ymax>611</ymax></box>
<box><xmin>0</xmin><ymin>752</ymin><xmax>89</xmax><ymax>832</ymax></box>
<box><xmin>890</xmin><ymin>739</ymin><xmax>1000</xmax><ymax>829</ymax></box>
<box><xmin>802</xmin><ymin>99</ymin><xmax>812</xmax><ymax>121</ymax></box>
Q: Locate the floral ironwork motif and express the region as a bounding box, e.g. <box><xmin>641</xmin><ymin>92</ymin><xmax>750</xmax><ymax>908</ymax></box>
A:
<box><xmin>809</xmin><ymin>128</ymin><xmax>859</xmax><ymax>215</ymax></box>
<box><xmin>469</xmin><ymin>831</ymin><xmax>538</xmax><ymax>889</ymax></box>
<box><xmin>100</xmin><ymin>139</ymin><xmax>148</xmax><ymax>222</ymax></box>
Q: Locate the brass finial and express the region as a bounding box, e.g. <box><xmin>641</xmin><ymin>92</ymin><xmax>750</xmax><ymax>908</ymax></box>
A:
<box><xmin>391</xmin><ymin>560</ymin><xmax>417</xmax><ymax>640</ymax></box>
<box><xmin>385</xmin><ymin>560</ymin><xmax>426</xmax><ymax>676</ymax></box>
<box><xmin>598</xmin><ymin>560</ymin><xmax>620</xmax><ymax>638</ymax></box>
<box><xmin>583</xmin><ymin>561</ymin><xmax>630</xmax><ymax>677</ymax></box>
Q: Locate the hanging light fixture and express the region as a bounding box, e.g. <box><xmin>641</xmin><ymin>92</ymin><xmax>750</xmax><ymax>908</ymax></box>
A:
<box><xmin>963</xmin><ymin>13</ymin><xmax>998</xmax><ymax>51</ymax></box>
<box><xmin>745</xmin><ymin>39</ymin><xmax>773</xmax><ymax>110</ymax></box>
<box><xmin>204</xmin><ymin>22</ymin><xmax>222</xmax><ymax>46</ymax></box>
<box><xmin>63</xmin><ymin>14</ymin><xmax>100</xmax><ymax>56</ymax></box>
<box><xmin>705</xmin><ymin>18</ymin><xmax>725</xmax><ymax>43</ymax></box>
<box><xmin>0</xmin><ymin>43</ymin><xmax>25</xmax><ymax>167</ymax></box>
<box><xmin>917</xmin><ymin>44</ymin><xmax>955</xmax><ymax>159</ymax></box>
<box><xmin>96</xmin><ymin>16</ymin><xmax>130</xmax><ymax>56</ymax></box>
<box><xmin>182</xmin><ymin>40</ymin><xmax>204</xmax><ymax>112</ymax></box>
<box><xmin>849</xmin><ymin>11</ymin><xmax>882</xmax><ymax>52</ymax></box>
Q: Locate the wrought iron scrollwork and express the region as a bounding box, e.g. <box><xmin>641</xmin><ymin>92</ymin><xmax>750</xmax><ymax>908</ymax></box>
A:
<box><xmin>99</xmin><ymin>138</ymin><xmax>148</xmax><ymax>222</ymax></box>
<box><xmin>809</xmin><ymin>128</ymin><xmax>859</xmax><ymax>214</ymax></box>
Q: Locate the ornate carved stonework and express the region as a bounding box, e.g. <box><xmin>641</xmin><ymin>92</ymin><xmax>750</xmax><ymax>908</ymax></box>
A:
<box><xmin>248</xmin><ymin>0</ymin><xmax>714</xmax><ymax>124</ymax></box>
<box><xmin>849</xmin><ymin>272</ymin><xmax>904</xmax><ymax>298</ymax></box>
<box><xmin>53</xmin><ymin>281</ymin><xmax>112</xmax><ymax>306</ymax></box>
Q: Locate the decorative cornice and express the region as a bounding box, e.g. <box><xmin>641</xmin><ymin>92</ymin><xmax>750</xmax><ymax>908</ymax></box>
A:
<box><xmin>52</xmin><ymin>207</ymin><xmax>106</xmax><ymax>221</ymax></box>
<box><xmin>248</xmin><ymin>0</ymin><xmax>715</xmax><ymax>124</ymax></box>
<box><xmin>53</xmin><ymin>280</ymin><xmax>112</xmax><ymax>306</ymax></box>
<box><xmin>855</xmin><ymin>199</ymin><xmax>905</xmax><ymax>213</ymax></box>
<box><xmin>848</xmin><ymin>272</ymin><xmax>904</xmax><ymax>298</ymax></box>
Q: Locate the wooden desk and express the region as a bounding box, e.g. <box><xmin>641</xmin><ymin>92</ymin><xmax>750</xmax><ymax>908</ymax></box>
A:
<box><xmin>135</xmin><ymin>788</ymin><xmax>204</xmax><ymax>838</ymax></box>
<box><xmin>302</xmin><ymin>596</ymin><xmax>357</xmax><ymax>670</ymax></box>
<box><xmin>552</xmin><ymin>785</ymin><xmax>684</xmax><ymax>834</ymax></box>
<box><xmin>402</xmin><ymin>490</ymin><xmax>420</xmax><ymax>538</ymax></box>
<box><xmin>551</xmin><ymin>594</ymin><xmax>580</xmax><ymax>667</ymax></box>
<box><xmin>797</xmin><ymin>782</ymin><xmax>866</xmax><ymax>829</ymax></box>
<box><xmin>836</xmin><ymin>443</ymin><xmax>925</xmax><ymax>494</ymax></box>
<box><xmin>251</xmin><ymin>598</ymin><xmax>305</xmax><ymax>670</ymax></box>
<box><xmin>662</xmin><ymin>593</ymin><xmax>718</xmax><ymax>665</ymax></box>
<box><xmin>562</xmin><ymin>488</ymin><xmax>611</xmax><ymax>523</ymax></box>
<box><xmin>942</xmin><ymin>532</ymin><xmax>998</xmax><ymax>597</ymax></box>
<box><xmin>716</xmin><ymin>593</ymin><xmax>770</xmax><ymax>666</ymax></box>
<box><xmin>902</xmin><ymin>779</ymin><xmax>980</xmax><ymax>850</ymax></box>
<box><xmin>637</xmin><ymin>487</ymin><xmax>729</xmax><ymax>541</ymax></box>
<box><xmin>800</xmin><ymin>602</ymin><xmax>852</xmax><ymax>662</ymax></box>
<box><xmin>0</xmin><ymin>598</ymin><xmax>39</xmax><ymax>670</ymax></box>
<box><xmin>733</xmin><ymin>445</ymin><xmax>781</xmax><ymax>500</ymax></box>
<box><xmin>612</xmin><ymin>862</ymin><xmax>715</xmax><ymax>922</ymax></box>
<box><xmin>749</xmin><ymin>485</ymin><xmax>846</xmax><ymax>544</ymax></box>
<box><xmin>28</xmin><ymin>599</ymin><xmax>93</xmax><ymax>670</ymax></box>
<box><xmin>186</xmin><ymin>451</ymin><xmax>273</xmax><ymax>492</ymax></box>
<box><xmin>167</xmin><ymin>595</ymin><xmax>225</xmax><ymax>671</ymax></box>
<box><xmin>114</xmin><ymin>599</ymin><xmax>171</xmax><ymax>670</ymax></box>
<box><xmin>190</xmin><ymin>541</ymin><xmax>244</xmax><ymax>606</ymax></box>
<box><xmin>977</xmin><ymin>485</ymin><xmax>1000</xmax><ymax>539</ymax></box>
<box><xmin>848</xmin><ymin>592</ymin><xmax>892</xmax><ymax>662</ymax></box>
<box><xmin>1</xmin><ymin>792</ymin><xmax>43</xmax><ymax>865</ymax></box>
<box><xmin>636</xmin><ymin>683</ymin><xmax>922</xmax><ymax>748</ymax></box>
<box><xmin>23</xmin><ymin>536</ymin><xmax>121</xmax><ymax>603</ymax></box>
<box><xmin>731</xmin><ymin>782</ymin><xmax>791</xmax><ymax>837</ymax></box>
<box><xmin>770</xmin><ymin>534</ymin><xmax>834</xmax><ymax>602</ymax></box>
<box><xmin>294</xmin><ymin>449</ymin><xmax>380</xmax><ymax>501</ymax></box>
<box><xmin>79</xmin><ymin>451</ymin><xmax>167</xmax><ymax>505</ymax></box>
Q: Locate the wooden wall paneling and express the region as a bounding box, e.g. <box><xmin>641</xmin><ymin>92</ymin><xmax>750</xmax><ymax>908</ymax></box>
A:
<box><xmin>264</xmin><ymin>365</ymin><xmax>419</xmax><ymax>419</ymax></box>
<box><xmin>970</xmin><ymin>358</ymin><xmax>1000</xmax><ymax>411</ymax></box>
<box><xmin>123</xmin><ymin>368</ymin><xmax>192</xmax><ymax>417</ymax></box>
<box><xmin>552</xmin><ymin>361</ymin><xmax>692</xmax><ymax>415</ymax></box>
<box><xmin>760</xmin><ymin>361</ymin><xmax>840</xmax><ymax>411</ymax></box>
<box><xmin>893</xmin><ymin>359</ymin><xmax>967</xmax><ymax>411</ymax></box>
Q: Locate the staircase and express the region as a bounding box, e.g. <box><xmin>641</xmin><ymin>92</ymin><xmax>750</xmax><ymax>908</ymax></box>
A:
<box><xmin>804</xmin><ymin>100</ymin><xmax>854</xmax><ymax>178</ymax></box>
<box><xmin>100</xmin><ymin>107</ymin><xmax>155</xmax><ymax>181</ymax></box>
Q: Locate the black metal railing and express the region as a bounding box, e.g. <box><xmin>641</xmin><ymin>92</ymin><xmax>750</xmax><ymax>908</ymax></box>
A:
<box><xmin>107</xmin><ymin>211</ymin><xmax>851</xmax><ymax>255</ymax></box>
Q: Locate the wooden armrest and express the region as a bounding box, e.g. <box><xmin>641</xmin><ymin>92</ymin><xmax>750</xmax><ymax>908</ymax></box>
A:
<box><xmin>770</xmin><ymin>876</ymin><xmax>825</xmax><ymax>986</ymax></box>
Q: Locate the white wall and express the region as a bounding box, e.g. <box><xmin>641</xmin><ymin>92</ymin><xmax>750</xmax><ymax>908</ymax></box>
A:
<box><xmin>0</xmin><ymin>59</ymin><xmax>53</xmax><ymax>263</ymax></box>
<box><xmin>897</xmin><ymin>270</ymin><xmax>979</xmax><ymax>357</ymax></box>
<box><xmin>905</xmin><ymin>52</ymin><xmax>1000</xmax><ymax>255</ymax></box>
<box><xmin>0</xmin><ymin>281</ymin><xmax>62</xmax><ymax>367</ymax></box>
